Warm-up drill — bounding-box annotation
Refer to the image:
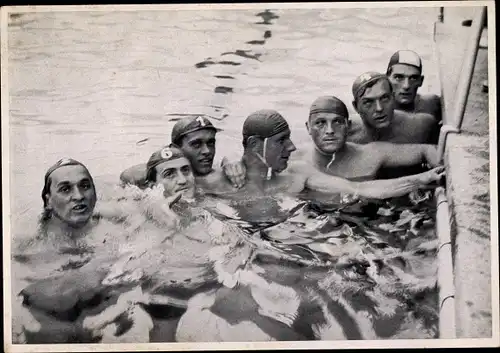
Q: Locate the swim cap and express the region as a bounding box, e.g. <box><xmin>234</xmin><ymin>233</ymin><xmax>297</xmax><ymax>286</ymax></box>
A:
<box><xmin>171</xmin><ymin>115</ymin><xmax>222</xmax><ymax>145</ymax></box>
<box><xmin>41</xmin><ymin>158</ymin><xmax>93</xmax><ymax>207</ymax></box>
<box><xmin>387</xmin><ymin>50</ymin><xmax>422</xmax><ymax>73</ymax></box>
<box><xmin>242</xmin><ymin>109</ymin><xmax>290</xmax><ymax>145</ymax></box>
<box><xmin>309</xmin><ymin>96</ymin><xmax>349</xmax><ymax>119</ymax></box>
<box><xmin>352</xmin><ymin>72</ymin><xmax>390</xmax><ymax>101</ymax></box>
<box><xmin>146</xmin><ymin>144</ymin><xmax>187</xmax><ymax>182</ymax></box>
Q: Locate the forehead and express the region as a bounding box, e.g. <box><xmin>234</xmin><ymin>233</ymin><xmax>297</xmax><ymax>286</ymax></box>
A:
<box><xmin>155</xmin><ymin>157</ymin><xmax>191</xmax><ymax>172</ymax></box>
<box><xmin>310</xmin><ymin>112</ymin><xmax>347</xmax><ymax>121</ymax></box>
<box><xmin>182</xmin><ymin>129</ymin><xmax>216</xmax><ymax>143</ymax></box>
<box><xmin>389</xmin><ymin>64</ymin><xmax>421</xmax><ymax>76</ymax></box>
<box><xmin>50</xmin><ymin>165</ymin><xmax>92</xmax><ymax>185</ymax></box>
<box><xmin>360</xmin><ymin>79</ymin><xmax>392</xmax><ymax>99</ymax></box>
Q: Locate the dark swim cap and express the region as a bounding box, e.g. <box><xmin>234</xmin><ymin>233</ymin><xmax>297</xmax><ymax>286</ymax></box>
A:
<box><xmin>387</xmin><ymin>50</ymin><xmax>423</xmax><ymax>73</ymax></box>
<box><xmin>41</xmin><ymin>158</ymin><xmax>93</xmax><ymax>207</ymax></box>
<box><xmin>146</xmin><ymin>144</ymin><xmax>187</xmax><ymax>182</ymax></box>
<box><xmin>171</xmin><ymin>115</ymin><xmax>222</xmax><ymax>145</ymax></box>
<box><xmin>309</xmin><ymin>96</ymin><xmax>349</xmax><ymax>119</ymax></box>
<box><xmin>352</xmin><ymin>72</ymin><xmax>390</xmax><ymax>101</ymax></box>
<box><xmin>242</xmin><ymin>109</ymin><xmax>290</xmax><ymax>145</ymax></box>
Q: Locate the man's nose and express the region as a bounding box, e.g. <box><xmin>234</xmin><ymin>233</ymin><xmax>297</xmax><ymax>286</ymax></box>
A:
<box><xmin>200</xmin><ymin>144</ymin><xmax>210</xmax><ymax>155</ymax></box>
<box><xmin>176</xmin><ymin>171</ymin><xmax>187</xmax><ymax>184</ymax></box>
<box><xmin>287</xmin><ymin>140</ymin><xmax>297</xmax><ymax>153</ymax></box>
<box><xmin>375</xmin><ymin>100</ymin><xmax>383</xmax><ymax>112</ymax></box>
<box><xmin>402</xmin><ymin>78</ymin><xmax>410</xmax><ymax>90</ymax></box>
<box><xmin>325</xmin><ymin>122</ymin><xmax>335</xmax><ymax>134</ymax></box>
<box><xmin>71</xmin><ymin>187</ymin><xmax>84</xmax><ymax>200</ymax></box>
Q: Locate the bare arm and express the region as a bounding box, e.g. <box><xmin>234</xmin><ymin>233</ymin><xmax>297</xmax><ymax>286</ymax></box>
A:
<box><xmin>376</xmin><ymin>142</ymin><xmax>439</xmax><ymax>168</ymax></box>
<box><xmin>304</xmin><ymin>167</ymin><xmax>444</xmax><ymax>199</ymax></box>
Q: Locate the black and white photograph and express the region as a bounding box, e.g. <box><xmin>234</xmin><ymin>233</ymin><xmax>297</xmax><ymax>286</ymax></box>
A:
<box><xmin>2</xmin><ymin>1</ymin><xmax>498</xmax><ymax>351</ymax></box>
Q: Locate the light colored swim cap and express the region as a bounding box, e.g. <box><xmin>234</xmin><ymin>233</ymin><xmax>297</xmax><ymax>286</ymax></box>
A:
<box><xmin>387</xmin><ymin>50</ymin><xmax>423</xmax><ymax>73</ymax></box>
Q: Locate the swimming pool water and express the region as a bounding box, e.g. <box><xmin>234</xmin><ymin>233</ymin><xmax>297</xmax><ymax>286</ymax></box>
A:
<box><xmin>8</xmin><ymin>6</ymin><xmax>442</xmax><ymax>342</ymax></box>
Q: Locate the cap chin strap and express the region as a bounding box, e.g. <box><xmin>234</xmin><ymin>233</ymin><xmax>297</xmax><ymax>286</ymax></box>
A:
<box><xmin>315</xmin><ymin>145</ymin><xmax>336</xmax><ymax>171</ymax></box>
<box><xmin>253</xmin><ymin>137</ymin><xmax>273</xmax><ymax>180</ymax></box>
<box><xmin>326</xmin><ymin>154</ymin><xmax>336</xmax><ymax>170</ymax></box>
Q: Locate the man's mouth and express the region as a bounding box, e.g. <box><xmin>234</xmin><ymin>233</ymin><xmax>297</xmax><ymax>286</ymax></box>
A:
<box><xmin>72</xmin><ymin>204</ymin><xmax>89</xmax><ymax>214</ymax></box>
<box><xmin>198</xmin><ymin>158</ymin><xmax>213</xmax><ymax>166</ymax></box>
<box><xmin>373</xmin><ymin>115</ymin><xmax>387</xmax><ymax>122</ymax></box>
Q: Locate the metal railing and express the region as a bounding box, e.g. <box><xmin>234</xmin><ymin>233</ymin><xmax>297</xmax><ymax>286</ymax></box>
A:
<box><xmin>437</xmin><ymin>6</ymin><xmax>487</xmax><ymax>164</ymax></box>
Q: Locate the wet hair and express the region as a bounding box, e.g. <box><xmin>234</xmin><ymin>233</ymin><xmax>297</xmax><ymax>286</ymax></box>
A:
<box><xmin>354</xmin><ymin>76</ymin><xmax>393</xmax><ymax>104</ymax></box>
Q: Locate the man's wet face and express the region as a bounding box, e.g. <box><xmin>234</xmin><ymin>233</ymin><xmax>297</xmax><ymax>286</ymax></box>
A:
<box><xmin>355</xmin><ymin>79</ymin><xmax>395</xmax><ymax>129</ymax></box>
<box><xmin>263</xmin><ymin>129</ymin><xmax>297</xmax><ymax>173</ymax></box>
<box><xmin>155</xmin><ymin>157</ymin><xmax>196</xmax><ymax>199</ymax></box>
<box><xmin>307</xmin><ymin>113</ymin><xmax>348</xmax><ymax>154</ymax></box>
<box><xmin>388</xmin><ymin>64</ymin><xmax>423</xmax><ymax>105</ymax></box>
<box><xmin>46</xmin><ymin>165</ymin><xmax>97</xmax><ymax>228</ymax></box>
<box><xmin>179</xmin><ymin>129</ymin><xmax>216</xmax><ymax>176</ymax></box>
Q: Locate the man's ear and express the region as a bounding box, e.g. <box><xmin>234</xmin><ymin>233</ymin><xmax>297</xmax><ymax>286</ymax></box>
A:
<box><xmin>352</xmin><ymin>100</ymin><xmax>359</xmax><ymax>113</ymax></box>
<box><xmin>246</xmin><ymin>135</ymin><xmax>260</xmax><ymax>149</ymax></box>
<box><xmin>305</xmin><ymin>121</ymin><xmax>310</xmax><ymax>134</ymax></box>
<box><xmin>418</xmin><ymin>75</ymin><xmax>424</xmax><ymax>87</ymax></box>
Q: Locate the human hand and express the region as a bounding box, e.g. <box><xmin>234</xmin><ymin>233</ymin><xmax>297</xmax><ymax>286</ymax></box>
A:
<box><xmin>419</xmin><ymin>166</ymin><xmax>446</xmax><ymax>185</ymax></box>
<box><xmin>221</xmin><ymin>157</ymin><xmax>246</xmax><ymax>189</ymax></box>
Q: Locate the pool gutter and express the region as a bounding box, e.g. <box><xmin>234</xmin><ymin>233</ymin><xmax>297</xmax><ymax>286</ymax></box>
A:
<box><xmin>435</xmin><ymin>186</ymin><xmax>456</xmax><ymax>338</ymax></box>
<box><xmin>433</xmin><ymin>6</ymin><xmax>491</xmax><ymax>339</ymax></box>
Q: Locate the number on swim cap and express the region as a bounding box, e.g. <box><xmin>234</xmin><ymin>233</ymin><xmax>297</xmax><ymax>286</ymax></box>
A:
<box><xmin>359</xmin><ymin>73</ymin><xmax>374</xmax><ymax>83</ymax></box>
<box><xmin>160</xmin><ymin>148</ymin><xmax>174</xmax><ymax>160</ymax></box>
<box><xmin>196</xmin><ymin>116</ymin><xmax>206</xmax><ymax>127</ymax></box>
<box><xmin>58</xmin><ymin>158</ymin><xmax>73</xmax><ymax>166</ymax></box>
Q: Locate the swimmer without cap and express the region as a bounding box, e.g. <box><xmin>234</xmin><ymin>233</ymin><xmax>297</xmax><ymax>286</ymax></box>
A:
<box><xmin>40</xmin><ymin>158</ymin><xmax>97</xmax><ymax>228</ymax></box>
<box><xmin>41</xmin><ymin>158</ymin><xmax>94</xmax><ymax>208</ymax></box>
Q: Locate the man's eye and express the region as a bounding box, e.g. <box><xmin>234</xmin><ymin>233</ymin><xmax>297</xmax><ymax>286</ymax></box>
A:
<box><xmin>315</xmin><ymin>120</ymin><xmax>325</xmax><ymax>126</ymax></box>
<box><xmin>190</xmin><ymin>141</ymin><xmax>201</xmax><ymax>149</ymax></box>
<box><xmin>59</xmin><ymin>186</ymin><xmax>70</xmax><ymax>193</ymax></box>
<box><xmin>81</xmin><ymin>182</ymin><xmax>91</xmax><ymax>189</ymax></box>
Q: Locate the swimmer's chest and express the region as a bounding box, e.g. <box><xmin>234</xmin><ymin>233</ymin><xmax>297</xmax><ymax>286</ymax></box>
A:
<box><xmin>313</xmin><ymin>150</ymin><xmax>380</xmax><ymax>181</ymax></box>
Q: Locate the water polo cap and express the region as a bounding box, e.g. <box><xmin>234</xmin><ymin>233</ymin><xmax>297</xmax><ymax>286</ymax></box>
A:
<box><xmin>171</xmin><ymin>115</ymin><xmax>222</xmax><ymax>145</ymax></box>
<box><xmin>309</xmin><ymin>96</ymin><xmax>349</xmax><ymax>119</ymax></box>
<box><xmin>146</xmin><ymin>144</ymin><xmax>187</xmax><ymax>182</ymax></box>
<box><xmin>242</xmin><ymin>109</ymin><xmax>290</xmax><ymax>180</ymax></box>
<box><xmin>352</xmin><ymin>72</ymin><xmax>389</xmax><ymax>102</ymax></box>
<box><xmin>387</xmin><ymin>50</ymin><xmax>423</xmax><ymax>73</ymax></box>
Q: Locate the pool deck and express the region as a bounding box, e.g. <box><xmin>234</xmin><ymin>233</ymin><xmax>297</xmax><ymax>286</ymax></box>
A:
<box><xmin>434</xmin><ymin>7</ymin><xmax>493</xmax><ymax>338</ymax></box>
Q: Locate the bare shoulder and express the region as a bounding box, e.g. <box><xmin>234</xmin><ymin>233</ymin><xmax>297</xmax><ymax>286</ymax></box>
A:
<box><xmin>196</xmin><ymin>168</ymin><xmax>234</xmax><ymax>194</ymax></box>
<box><xmin>347</xmin><ymin>116</ymin><xmax>369</xmax><ymax>144</ymax></box>
<box><xmin>120</xmin><ymin>163</ymin><xmax>148</xmax><ymax>186</ymax></box>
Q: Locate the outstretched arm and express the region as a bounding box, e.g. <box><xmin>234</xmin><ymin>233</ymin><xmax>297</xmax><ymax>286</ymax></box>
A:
<box><xmin>305</xmin><ymin>166</ymin><xmax>445</xmax><ymax>199</ymax></box>
<box><xmin>376</xmin><ymin>142</ymin><xmax>439</xmax><ymax>168</ymax></box>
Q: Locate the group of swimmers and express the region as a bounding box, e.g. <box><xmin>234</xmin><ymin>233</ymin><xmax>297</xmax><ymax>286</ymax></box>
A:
<box><xmin>14</xmin><ymin>50</ymin><xmax>445</xmax><ymax>343</ymax></box>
